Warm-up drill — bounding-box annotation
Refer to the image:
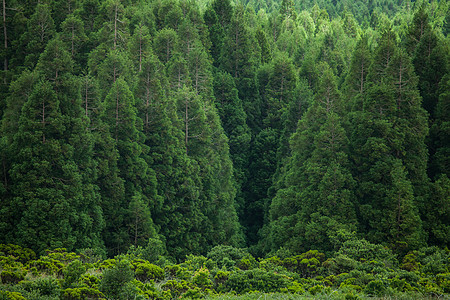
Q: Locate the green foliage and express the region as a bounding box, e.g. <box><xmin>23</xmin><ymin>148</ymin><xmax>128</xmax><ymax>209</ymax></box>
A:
<box><xmin>0</xmin><ymin>0</ymin><xmax>448</xmax><ymax>293</ymax></box>
<box><xmin>225</xmin><ymin>268</ymin><xmax>291</xmax><ymax>293</ymax></box>
<box><xmin>99</xmin><ymin>259</ymin><xmax>135</xmax><ymax>299</ymax></box>
<box><xmin>133</xmin><ymin>260</ymin><xmax>164</xmax><ymax>281</ymax></box>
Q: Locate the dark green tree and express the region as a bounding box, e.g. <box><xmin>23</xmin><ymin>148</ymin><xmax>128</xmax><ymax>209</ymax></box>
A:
<box><xmin>101</xmin><ymin>78</ymin><xmax>158</xmax><ymax>254</ymax></box>
<box><xmin>19</xmin><ymin>4</ymin><xmax>55</xmax><ymax>69</ymax></box>
<box><xmin>349</xmin><ymin>28</ymin><xmax>428</xmax><ymax>251</ymax></box>
<box><xmin>220</xmin><ymin>3</ymin><xmax>261</xmax><ymax>132</ymax></box>
<box><xmin>269</xmin><ymin>64</ymin><xmax>356</xmax><ymax>254</ymax></box>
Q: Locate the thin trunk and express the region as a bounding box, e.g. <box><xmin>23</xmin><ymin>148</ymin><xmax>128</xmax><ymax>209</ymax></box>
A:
<box><xmin>139</xmin><ymin>34</ymin><xmax>142</xmax><ymax>72</ymax></box>
<box><xmin>234</xmin><ymin>26</ymin><xmax>239</xmax><ymax>78</ymax></box>
<box><xmin>85</xmin><ymin>78</ymin><xmax>89</xmax><ymax>117</ymax></box>
<box><xmin>185</xmin><ymin>99</ymin><xmax>189</xmax><ymax>154</ymax></box>
<box><xmin>360</xmin><ymin>60</ymin><xmax>364</xmax><ymax>95</ymax></box>
<box><xmin>134</xmin><ymin>215</ymin><xmax>138</xmax><ymax>246</ymax></box>
<box><xmin>3</xmin><ymin>0</ymin><xmax>7</xmax><ymax>83</ymax></box>
<box><xmin>116</xmin><ymin>90</ymin><xmax>119</xmax><ymax>141</ymax></box>
<box><xmin>145</xmin><ymin>73</ymin><xmax>150</xmax><ymax>129</ymax></box>
<box><xmin>71</xmin><ymin>25</ymin><xmax>75</xmax><ymax>57</ymax></box>
<box><xmin>42</xmin><ymin>99</ymin><xmax>46</xmax><ymax>143</ymax></box>
<box><xmin>2</xmin><ymin>157</ymin><xmax>7</xmax><ymax>188</ymax></box>
<box><xmin>114</xmin><ymin>5</ymin><xmax>117</xmax><ymax>49</ymax></box>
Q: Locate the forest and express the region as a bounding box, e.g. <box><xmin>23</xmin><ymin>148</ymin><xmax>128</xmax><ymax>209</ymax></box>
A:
<box><xmin>0</xmin><ymin>0</ymin><xmax>449</xmax><ymax>298</ymax></box>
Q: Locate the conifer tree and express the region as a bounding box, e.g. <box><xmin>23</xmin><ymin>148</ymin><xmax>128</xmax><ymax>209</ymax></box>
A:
<box><xmin>349</xmin><ymin>28</ymin><xmax>428</xmax><ymax>250</ymax></box>
<box><xmin>268</xmin><ymin>64</ymin><xmax>356</xmax><ymax>253</ymax></box>
<box><xmin>343</xmin><ymin>34</ymin><xmax>372</xmax><ymax>111</ymax></box>
<box><xmin>128</xmin><ymin>23</ymin><xmax>152</xmax><ymax>72</ymax></box>
<box><xmin>19</xmin><ymin>4</ymin><xmax>55</xmax><ymax>68</ymax></box>
<box><xmin>153</xmin><ymin>28</ymin><xmax>178</xmax><ymax>65</ymax></box>
<box><xmin>101</xmin><ymin>78</ymin><xmax>159</xmax><ymax>254</ymax></box>
<box><xmin>9</xmin><ymin>80</ymin><xmax>76</xmax><ymax>253</ymax></box>
<box><xmin>220</xmin><ymin>3</ymin><xmax>261</xmax><ymax>132</ymax></box>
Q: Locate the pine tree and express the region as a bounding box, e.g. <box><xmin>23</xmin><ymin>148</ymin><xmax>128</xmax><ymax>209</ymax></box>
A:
<box><xmin>268</xmin><ymin>64</ymin><xmax>356</xmax><ymax>253</ymax></box>
<box><xmin>101</xmin><ymin>78</ymin><xmax>158</xmax><ymax>254</ymax></box>
<box><xmin>134</xmin><ymin>55</ymin><xmax>202</xmax><ymax>259</ymax></box>
<box><xmin>19</xmin><ymin>4</ymin><xmax>56</xmax><ymax>69</ymax></box>
<box><xmin>343</xmin><ymin>34</ymin><xmax>372</xmax><ymax>111</ymax></box>
<box><xmin>60</xmin><ymin>14</ymin><xmax>87</xmax><ymax>70</ymax></box>
<box><xmin>349</xmin><ymin>28</ymin><xmax>428</xmax><ymax>250</ymax></box>
<box><xmin>220</xmin><ymin>3</ymin><xmax>261</xmax><ymax>132</ymax></box>
<box><xmin>153</xmin><ymin>28</ymin><xmax>178</xmax><ymax>65</ymax></box>
<box><xmin>128</xmin><ymin>23</ymin><xmax>152</xmax><ymax>72</ymax></box>
<box><xmin>9</xmin><ymin>80</ymin><xmax>81</xmax><ymax>253</ymax></box>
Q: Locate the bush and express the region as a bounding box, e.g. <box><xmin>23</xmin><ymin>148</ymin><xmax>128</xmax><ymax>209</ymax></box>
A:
<box><xmin>18</xmin><ymin>276</ymin><xmax>61</xmax><ymax>298</ymax></box>
<box><xmin>0</xmin><ymin>269</ymin><xmax>26</xmax><ymax>284</ymax></box>
<box><xmin>161</xmin><ymin>279</ymin><xmax>190</xmax><ymax>298</ymax></box>
<box><xmin>0</xmin><ymin>291</ymin><xmax>26</xmax><ymax>300</ymax></box>
<box><xmin>62</xmin><ymin>287</ymin><xmax>104</xmax><ymax>300</ymax></box>
<box><xmin>364</xmin><ymin>280</ymin><xmax>386</xmax><ymax>296</ymax></box>
<box><xmin>0</xmin><ymin>245</ymin><xmax>36</xmax><ymax>264</ymax></box>
<box><xmin>62</xmin><ymin>260</ymin><xmax>86</xmax><ymax>288</ymax></box>
<box><xmin>99</xmin><ymin>259</ymin><xmax>134</xmax><ymax>299</ymax></box>
<box><xmin>133</xmin><ymin>260</ymin><xmax>164</xmax><ymax>281</ymax></box>
<box><xmin>225</xmin><ymin>268</ymin><xmax>290</xmax><ymax>294</ymax></box>
<box><xmin>192</xmin><ymin>267</ymin><xmax>213</xmax><ymax>289</ymax></box>
<box><xmin>207</xmin><ymin>246</ymin><xmax>250</xmax><ymax>269</ymax></box>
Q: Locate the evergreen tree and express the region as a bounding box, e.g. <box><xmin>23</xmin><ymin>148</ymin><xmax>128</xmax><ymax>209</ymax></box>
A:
<box><xmin>127</xmin><ymin>23</ymin><xmax>152</xmax><ymax>72</ymax></box>
<box><xmin>8</xmin><ymin>80</ymin><xmax>80</xmax><ymax>253</ymax></box>
<box><xmin>19</xmin><ymin>4</ymin><xmax>56</xmax><ymax>69</ymax></box>
<box><xmin>153</xmin><ymin>28</ymin><xmax>178</xmax><ymax>65</ymax></box>
<box><xmin>60</xmin><ymin>13</ymin><xmax>87</xmax><ymax>70</ymax></box>
<box><xmin>101</xmin><ymin>78</ymin><xmax>158</xmax><ymax>254</ymax></box>
<box><xmin>220</xmin><ymin>3</ymin><xmax>261</xmax><ymax>132</ymax></box>
<box><xmin>343</xmin><ymin>34</ymin><xmax>372</xmax><ymax>111</ymax></box>
<box><xmin>134</xmin><ymin>55</ymin><xmax>203</xmax><ymax>259</ymax></box>
<box><xmin>269</xmin><ymin>64</ymin><xmax>356</xmax><ymax>253</ymax></box>
<box><xmin>349</xmin><ymin>28</ymin><xmax>428</xmax><ymax>251</ymax></box>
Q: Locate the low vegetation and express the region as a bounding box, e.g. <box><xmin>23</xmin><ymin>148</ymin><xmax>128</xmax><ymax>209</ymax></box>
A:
<box><xmin>0</xmin><ymin>243</ymin><xmax>448</xmax><ymax>299</ymax></box>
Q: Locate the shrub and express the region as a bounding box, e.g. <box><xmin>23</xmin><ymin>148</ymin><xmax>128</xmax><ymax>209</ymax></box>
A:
<box><xmin>18</xmin><ymin>276</ymin><xmax>61</xmax><ymax>298</ymax></box>
<box><xmin>99</xmin><ymin>259</ymin><xmax>134</xmax><ymax>299</ymax></box>
<box><xmin>0</xmin><ymin>291</ymin><xmax>26</xmax><ymax>300</ymax></box>
<box><xmin>133</xmin><ymin>261</ymin><xmax>164</xmax><ymax>281</ymax></box>
<box><xmin>364</xmin><ymin>280</ymin><xmax>386</xmax><ymax>296</ymax></box>
<box><xmin>62</xmin><ymin>287</ymin><xmax>104</xmax><ymax>300</ymax></box>
<box><xmin>161</xmin><ymin>279</ymin><xmax>190</xmax><ymax>298</ymax></box>
<box><xmin>308</xmin><ymin>284</ymin><xmax>324</xmax><ymax>295</ymax></box>
<box><xmin>225</xmin><ymin>268</ymin><xmax>290</xmax><ymax>294</ymax></box>
<box><xmin>192</xmin><ymin>267</ymin><xmax>212</xmax><ymax>289</ymax></box>
<box><xmin>207</xmin><ymin>246</ymin><xmax>249</xmax><ymax>269</ymax></box>
<box><xmin>62</xmin><ymin>260</ymin><xmax>86</xmax><ymax>288</ymax></box>
<box><xmin>0</xmin><ymin>245</ymin><xmax>36</xmax><ymax>264</ymax></box>
<box><xmin>0</xmin><ymin>269</ymin><xmax>26</xmax><ymax>284</ymax></box>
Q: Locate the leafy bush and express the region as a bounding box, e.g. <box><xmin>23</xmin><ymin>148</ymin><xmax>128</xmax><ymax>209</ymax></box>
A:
<box><xmin>18</xmin><ymin>276</ymin><xmax>61</xmax><ymax>298</ymax></box>
<box><xmin>161</xmin><ymin>279</ymin><xmax>190</xmax><ymax>298</ymax></box>
<box><xmin>62</xmin><ymin>287</ymin><xmax>104</xmax><ymax>300</ymax></box>
<box><xmin>99</xmin><ymin>259</ymin><xmax>134</xmax><ymax>299</ymax></box>
<box><xmin>364</xmin><ymin>280</ymin><xmax>387</xmax><ymax>296</ymax></box>
<box><xmin>0</xmin><ymin>268</ymin><xmax>27</xmax><ymax>284</ymax></box>
<box><xmin>207</xmin><ymin>246</ymin><xmax>250</xmax><ymax>269</ymax></box>
<box><xmin>62</xmin><ymin>260</ymin><xmax>86</xmax><ymax>288</ymax></box>
<box><xmin>133</xmin><ymin>260</ymin><xmax>164</xmax><ymax>281</ymax></box>
<box><xmin>225</xmin><ymin>268</ymin><xmax>291</xmax><ymax>293</ymax></box>
<box><xmin>0</xmin><ymin>245</ymin><xmax>36</xmax><ymax>264</ymax></box>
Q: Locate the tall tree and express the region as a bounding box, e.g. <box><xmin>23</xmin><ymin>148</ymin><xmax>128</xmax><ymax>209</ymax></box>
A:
<box><xmin>101</xmin><ymin>78</ymin><xmax>159</xmax><ymax>254</ymax></box>
<box><xmin>349</xmin><ymin>28</ymin><xmax>428</xmax><ymax>251</ymax></box>
<box><xmin>268</xmin><ymin>64</ymin><xmax>356</xmax><ymax>254</ymax></box>
<box><xmin>19</xmin><ymin>4</ymin><xmax>56</xmax><ymax>69</ymax></box>
<box><xmin>220</xmin><ymin>3</ymin><xmax>261</xmax><ymax>132</ymax></box>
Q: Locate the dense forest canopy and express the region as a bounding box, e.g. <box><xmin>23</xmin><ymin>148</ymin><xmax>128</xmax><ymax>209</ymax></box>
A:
<box><xmin>0</xmin><ymin>0</ymin><xmax>449</xmax><ymax>298</ymax></box>
<box><xmin>0</xmin><ymin>0</ymin><xmax>448</xmax><ymax>267</ymax></box>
